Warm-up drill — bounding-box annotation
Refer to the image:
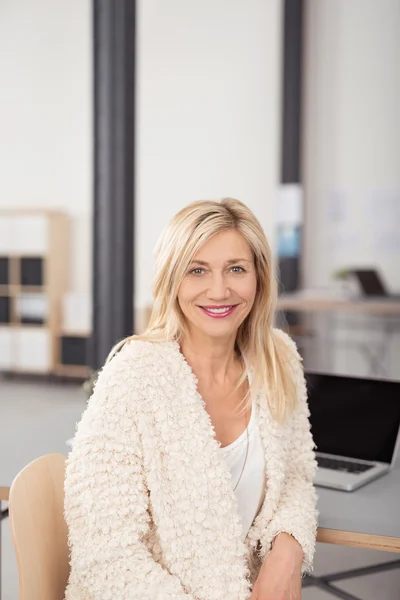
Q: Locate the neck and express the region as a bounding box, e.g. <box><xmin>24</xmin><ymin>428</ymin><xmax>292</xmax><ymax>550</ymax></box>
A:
<box><xmin>180</xmin><ymin>330</ymin><xmax>239</xmax><ymax>385</ymax></box>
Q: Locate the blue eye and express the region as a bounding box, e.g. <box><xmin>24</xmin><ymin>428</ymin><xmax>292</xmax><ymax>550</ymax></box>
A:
<box><xmin>231</xmin><ymin>266</ymin><xmax>246</xmax><ymax>273</ymax></box>
<box><xmin>190</xmin><ymin>268</ymin><xmax>205</xmax><ymax>276</ymax></box>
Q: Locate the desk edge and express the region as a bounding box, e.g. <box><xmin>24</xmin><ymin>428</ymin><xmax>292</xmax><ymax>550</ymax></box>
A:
<box><xmin>317</xmin><ymin>527</ymin><xmax>400</xmax><ymax>553</ymax></box>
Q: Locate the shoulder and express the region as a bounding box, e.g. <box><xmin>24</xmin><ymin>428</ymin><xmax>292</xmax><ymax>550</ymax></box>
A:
<box><xmin>94</xmin><ymin>339</ymin><xmax>180</xmax><ymax>393</ymax></box>
<box><xmin>81</xmin><ymin>340</ymin><xmax>180</xmax><ymax>427</ymax></box>
<box><xmin>272</xmin><ymin>328</ymin><xmax>303</xmax><ymax>369</ymax></box>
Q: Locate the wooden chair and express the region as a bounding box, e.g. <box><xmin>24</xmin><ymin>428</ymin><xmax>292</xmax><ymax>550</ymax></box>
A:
<box><xmin>0</xmin><ymin>487</ymin><xmax>9</xmax><ymax>502</ymax></box>
<box><xmin>0</xmin><ymin>486</ymin><xmax>10</xmax><ymax>600</ymax></box>
<box><xmin>9</xmin><ymin>454</ymin><xmax>70</xmax><ymax>600</ymax></box>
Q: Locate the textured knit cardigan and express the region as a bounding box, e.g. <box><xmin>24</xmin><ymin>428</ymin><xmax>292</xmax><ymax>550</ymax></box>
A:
<box><xmin>64</xmin><ymin>329</ymin><xmax>318</xmax><ymax>600</ymax></box>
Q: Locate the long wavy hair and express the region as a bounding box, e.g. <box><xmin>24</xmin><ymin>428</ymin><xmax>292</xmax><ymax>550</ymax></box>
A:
<box><xmin>107</xmin><ymin>198</ymin><xmax>297</xmax><ymax>423</ymax></box>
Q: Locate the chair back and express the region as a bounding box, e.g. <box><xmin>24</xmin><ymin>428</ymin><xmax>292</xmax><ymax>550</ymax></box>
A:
<box><xmin>9</xmin><ymin>454</ymin><xmax>69</xmax><ymax>600</ymax></box>
<box><xmin>0</xmin><ymin>487</ymin><xmax>10</xmax><ymax>502</ymax></box>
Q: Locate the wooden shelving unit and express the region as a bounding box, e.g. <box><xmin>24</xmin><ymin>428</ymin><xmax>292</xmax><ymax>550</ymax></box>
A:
<box><xmin>0</xmin><ymin>209</ymin><xmax>69</xmax><ymax>375</ymax></box>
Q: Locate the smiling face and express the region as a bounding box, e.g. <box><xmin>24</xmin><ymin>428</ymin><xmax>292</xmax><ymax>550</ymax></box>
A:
<box><xmin>177</xmin><ymin>229</ymin><xmax>258</xmax><ymax>342</ymax></box>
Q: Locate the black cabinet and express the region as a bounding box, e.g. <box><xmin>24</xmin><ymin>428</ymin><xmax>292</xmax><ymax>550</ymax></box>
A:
<box><xmin>0</xmin><ymin>297</ymin><xmax>10</xmax><ymax>323</ymax></box>
<box><xmin>61</xmin><ymin>336</ymin><xmax>88</xmax><ymax>366</ymax></box>
<box><xmin>0</xmin><ymin>258</ymin><xmax>9</xmax><ymax>285</ymax></box>
<box><xmin>20</xmin><ymin>257</ymin><xmax>43</xmax><ymax>287</ymax></box>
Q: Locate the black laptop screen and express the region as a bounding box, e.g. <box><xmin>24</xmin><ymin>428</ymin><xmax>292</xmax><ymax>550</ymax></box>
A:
<box><xmin>305</xmin><ymin>373</ymin><xmax>400</xmax><ymax>464</ymax></box>
<box><xmin>354</xmin><ymin>269</ymin><xmax>387</xmax><ymax>296</ymax></box>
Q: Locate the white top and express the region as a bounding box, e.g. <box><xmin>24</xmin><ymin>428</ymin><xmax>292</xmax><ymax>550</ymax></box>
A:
<box><xmin>220</xmin><ymin>397</ymin><xmax>266</xmax><ymax>540</ymax></box>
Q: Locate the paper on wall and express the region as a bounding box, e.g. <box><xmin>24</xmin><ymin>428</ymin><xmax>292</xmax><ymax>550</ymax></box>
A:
<box><xmin>276</xmin><ymin>184</ymin><xmax>303</xmax><ymax>226</ymax></box>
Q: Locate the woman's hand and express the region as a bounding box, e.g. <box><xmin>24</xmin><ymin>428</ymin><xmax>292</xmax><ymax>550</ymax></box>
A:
<box><xmin>250</xmin><ymin>533</ymin><xmax>303</xmax><ymax>600</ymax></box>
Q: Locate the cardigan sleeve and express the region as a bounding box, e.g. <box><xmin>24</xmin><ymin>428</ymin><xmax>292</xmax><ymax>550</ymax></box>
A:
<box><xmin>264</xmin><ymin>332</ymin><xmax>319</xmax><ymax>574</ymax></box>
<box><xmin>64</xmin><ymin>352</ymin><xmax>196</xmax><ymax>600</ymax></box>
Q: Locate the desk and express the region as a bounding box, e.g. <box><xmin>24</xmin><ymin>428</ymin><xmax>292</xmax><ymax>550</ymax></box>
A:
<box><xmin>278</xmin><ymin>294</ymin><xmax>400</xmax><ymax>316</ymax></box>
<box><xmin>277</xmin><ymin>293</ymin><xmax>400</xmax><ymax>378</ymax></box>
<box><xmin>307</xmin><ymin>459</ymin><xmax>400</xmax><ymax>599</ymax></box>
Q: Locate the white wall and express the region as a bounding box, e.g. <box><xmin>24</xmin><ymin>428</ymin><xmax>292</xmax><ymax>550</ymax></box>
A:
<box><xmin>303</xmin><ymin>0</ymin><xmax>400</xmax><ymax>291</ymax></box>
<box><xmin>0</xmin><ymin>0</ymin><xmax>283</xmax><ymax>311</ymax></box>
<box><xmin>0</xmin><ymin>0</ymin><xmax>92</xmax><ymax>295</ymax></box>
<box><xmin>136</xmin><ymin>0</ymin><xmax>283</xmax><ymax>309</ymax></box>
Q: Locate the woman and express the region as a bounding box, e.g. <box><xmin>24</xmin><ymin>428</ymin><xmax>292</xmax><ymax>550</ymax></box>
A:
<box><xmin>64</xmin><ymin>198</ymin><xmax>318</xmax><ymax>600</ymax></box>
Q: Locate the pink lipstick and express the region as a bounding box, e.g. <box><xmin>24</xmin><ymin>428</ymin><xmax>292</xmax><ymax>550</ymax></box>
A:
<box><xmin>199</xmin><ymin>305</ymin><xmax>238</xmax><ymax>318</ymax></box>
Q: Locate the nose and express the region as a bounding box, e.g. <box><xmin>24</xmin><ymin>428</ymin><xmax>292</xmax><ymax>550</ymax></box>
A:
<box><xmin>207</xmin><ymin>272</ymin><xmax>229</xmax><ymax>301</ymax></box>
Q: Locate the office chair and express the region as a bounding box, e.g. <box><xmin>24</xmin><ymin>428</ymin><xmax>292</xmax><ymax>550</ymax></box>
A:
<box><xmin>9</xmin><ymin>454</ymin><xmax>69</xmax><ymax>600</ymax></box>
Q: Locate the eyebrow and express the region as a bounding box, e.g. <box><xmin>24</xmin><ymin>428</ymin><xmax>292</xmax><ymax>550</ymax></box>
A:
<box><xmin>190</xmin><ymin>258</ymin><xmax>252</xmax><ymax>266</ymax></box>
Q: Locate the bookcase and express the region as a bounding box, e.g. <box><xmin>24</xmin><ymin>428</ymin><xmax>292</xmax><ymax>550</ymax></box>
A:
<box><xmin>0</xmin><ymin>209</ymin><xmax>69</xmax><ymax>374</ymax></box>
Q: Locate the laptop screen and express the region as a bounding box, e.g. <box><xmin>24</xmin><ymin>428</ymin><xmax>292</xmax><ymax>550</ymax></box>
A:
<box><xmin>354</xmin><ymin>269</ymin><xmax>387</xmax><ymax>296</ymax></box>
<box><xmin>305</xmin><ymin>372</ymin><xmax>400</xmax><ymax>464</ymax></box>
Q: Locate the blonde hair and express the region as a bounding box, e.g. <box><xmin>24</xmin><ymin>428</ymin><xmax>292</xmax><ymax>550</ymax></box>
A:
<box><xmin>108</xmin><ymin>198</ymin><xmax>298</xmax><ymax>423</ymax></box>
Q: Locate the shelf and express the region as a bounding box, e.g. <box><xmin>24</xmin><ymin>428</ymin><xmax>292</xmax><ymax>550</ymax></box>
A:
<box><xmin>0</xmin><ymin>327</ymin><xmax>52</xmax><ymax>372</ymax></box>
<box><xmin>0</xmin><ymin>324</ymin><xmax>50</xmax><ymax>331</ymax></box>
<box><xmin>61</xmin><ymin>330</ymin><xmax>91</xmax><ymax>338</ymax></box>
<box><xmin>3</xmin><ymin>284</ymin><xmax>18</xmax><ymax>295</ymax></box>
<box><xmin>0</xmin><ymin>328</ymin><xmax>12</xmax><ymax>369</ymax></box>
<box><xmin>54</xmin><ymin>364</ymin><xmax>90</xmax><ymax>379</ymax></box>
<box><xmin>7</xmin><ymin>367</ymin><xmax>52</xmax><ymax>375</ymax></box>
<box><xmin>14</xmin><ymin>321</ymin><xmax>47</xmax><ymax>328</ymax></box>
<box><xmin>18</xmin><ymin>285</ymin><xmax>47</xmax><ymax>293</ymax></box>
<box><xmin>15</xmin><ymin>328</ymin><xmax>51</xmax><ymax>372</ymax></box>
<box><xmin>15</xmin><ymin>292</ymin><xmax>48</xmax><ymax>326</ymax></box>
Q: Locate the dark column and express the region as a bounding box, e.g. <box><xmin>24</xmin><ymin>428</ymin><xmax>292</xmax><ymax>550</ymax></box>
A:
<box><xmin>277</xmin><ymin>0</ymin><xmax>303</xmax><ymax>295</ymax></box>
<box><xmin>281</xmin><ymin>0</ymin><xmax>303</xmax><ymax>186</ymax></box>
<box><xmin>91</xmin><ymin>0</ymin><xmax>136</xmax><ymax>370</ymax></box>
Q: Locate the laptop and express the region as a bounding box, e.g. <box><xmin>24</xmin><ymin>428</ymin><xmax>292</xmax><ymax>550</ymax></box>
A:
<box><xmin>305</xmin><ymin>372</ymin><xmax>400</xmax><ymax>492</ymax></box>
<box><xmin>353</xmin><ymin>269</ymin><xmax>400</xmax><ymax>300</ymax></box>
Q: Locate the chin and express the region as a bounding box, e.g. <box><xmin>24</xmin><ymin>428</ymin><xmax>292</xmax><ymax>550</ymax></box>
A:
<box><xmin>194</xmin><ymin>320</ymin><xmax>239</xmax><ymax>340</ymax></box>
<box><xmin>205</xmin><ymin>328</ymin><xmax>236</xmax><ymax>339</ymax></box>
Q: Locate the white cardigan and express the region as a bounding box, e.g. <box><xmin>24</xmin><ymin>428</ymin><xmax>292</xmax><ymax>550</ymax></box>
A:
<box><xmin>64</xmin><ymin>329</ymin><xmax>318</xmax><ymax>600</ymax></box>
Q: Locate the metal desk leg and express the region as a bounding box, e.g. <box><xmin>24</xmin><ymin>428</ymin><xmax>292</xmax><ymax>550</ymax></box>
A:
<box><xmin>357</xmin><ymin>317</ymin><xmax>397</xmax><ymax>378</ymax></box>
<box><xmin>303</xmin><ymin>559</ymin><xmax>400</xmax><ymax>600</ymax></box>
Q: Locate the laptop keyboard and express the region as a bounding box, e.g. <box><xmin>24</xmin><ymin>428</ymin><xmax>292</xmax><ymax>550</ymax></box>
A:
<box><xmin>317</xmin><ymin>456</ymin><xmax>374</xmax><ymax>474</ymax></box>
